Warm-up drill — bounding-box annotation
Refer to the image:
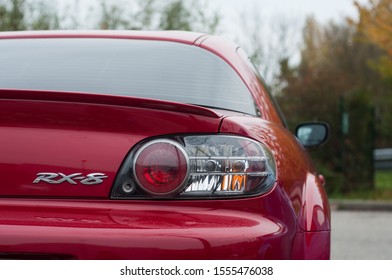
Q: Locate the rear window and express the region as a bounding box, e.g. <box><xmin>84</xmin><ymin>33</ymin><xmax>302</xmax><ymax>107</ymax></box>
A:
<box><xmin>0</xmin><ymin>38</ymin><xmax>257</xmax><ymax>115</ymax></box>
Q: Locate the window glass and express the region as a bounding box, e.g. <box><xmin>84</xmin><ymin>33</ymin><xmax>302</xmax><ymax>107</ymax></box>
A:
<box><xmin>0</xmin><ymin>38</ymin><xmax>257</xmax><ymax>115</ymax></box>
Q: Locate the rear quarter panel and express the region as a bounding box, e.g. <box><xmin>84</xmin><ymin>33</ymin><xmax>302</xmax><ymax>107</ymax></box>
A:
<box><xmin>220</xmin><ymin>116</ymin><xmax>331</xmax><ymax>232</ymax></box>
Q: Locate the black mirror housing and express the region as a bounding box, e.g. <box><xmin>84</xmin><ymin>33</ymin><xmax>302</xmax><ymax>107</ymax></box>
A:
<box><xmin>295</xmin><ymin>122</ymin><xmax>329</xmax><ymax>148</ymax></box>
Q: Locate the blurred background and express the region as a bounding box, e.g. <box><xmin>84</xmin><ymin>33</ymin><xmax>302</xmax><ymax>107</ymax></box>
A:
<box><xmin>1</xmin><ymin>0</ymin><xmax>391</xmax><ymax>230</ymax></box>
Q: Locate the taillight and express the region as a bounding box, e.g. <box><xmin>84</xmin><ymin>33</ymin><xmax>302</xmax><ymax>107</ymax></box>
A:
<box><xmin>183</xmin><ymin>135</ymin><xmax>275</xmax><ymax>196</ymax></box>
<box><xmin>111</xmin><ymin>135</ymin><xmax>276</xmax><ymax>199</ymax></box>
<box><xmin>133</xmin><ymin>140</ymin><xmax>189</xmax><ymax>196</ymax></box>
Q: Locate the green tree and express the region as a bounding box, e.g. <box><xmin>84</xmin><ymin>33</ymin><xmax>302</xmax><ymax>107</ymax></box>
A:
<box><xmin>159</xmin><ymin>0</ymin><xmax>192</xmax><ymax>31</ymax></box>
<box><xmin>27</xmin><ymin>0</ymin><xmax>59</xmax><ymax>30</ymax></box>
<box><xmin>0</xmin><ymin>0</ymin><xmax>59</xmax><ymax>30</ymax></box>
<box><xmin>99</xmin><ymin>0</ymin><xmax>131</xmax><ymax>30</ymax></box>
<box><xmin>96</xmin><ymin>0</ymin><xmax>220</xmax><ymax>33</ymax></box>
<box><xmin>0</xmin><ymin>0</ymin><xmax>26</xmax><ymax>31</ymax></box>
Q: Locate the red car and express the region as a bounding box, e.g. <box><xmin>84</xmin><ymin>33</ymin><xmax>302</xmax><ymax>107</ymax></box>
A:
<box><xmin>0</xmin><ymin>30</ymin><xmax>330</xmax><ymax>259</ymax></box>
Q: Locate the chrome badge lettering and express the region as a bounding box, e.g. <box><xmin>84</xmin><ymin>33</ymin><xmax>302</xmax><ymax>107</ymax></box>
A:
<box><xmin>33</xmin><ymin>172</ymin><xmax>108</xmax><ymax>185</ymax></box>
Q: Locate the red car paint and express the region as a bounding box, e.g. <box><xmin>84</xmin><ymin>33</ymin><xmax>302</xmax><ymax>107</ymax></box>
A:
<box><xmin>0</xmin><ymin>30</ymin><xmax>330</xmax><ymax>259</ymax></box>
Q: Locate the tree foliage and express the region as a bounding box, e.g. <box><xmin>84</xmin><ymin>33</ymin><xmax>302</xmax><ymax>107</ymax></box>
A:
<box><xmin>353</xmin><ymin>0</ymin><xmax>392</xmax><ymax>79</ymax></box>
<box><xmin>0</xmin><ymin>0</ymin><xmax>220</xmax><ymax>33</ymax></box>
<box><xmin>159</xmin><ymin>0</ymin><xmax>192</xmax><ymax>31</ymax></box>
<box><xmin>0</xmin><ymin>0</ymin><xmax>59</xmax><ymax>30</ymax></box>
<box><xmin>277</xmin><ymin>13</ymin><xmax>391</xmax><ymax>194</ymax></box>
<box><xmin>97</xmin><ymin>0</ymin><xmax>220</xmax><ymax>33</ymax></box>
<box><xmin>0</xmin><ymin>0</ymin><xmax>25</xmax><ymax>30</ymax></box>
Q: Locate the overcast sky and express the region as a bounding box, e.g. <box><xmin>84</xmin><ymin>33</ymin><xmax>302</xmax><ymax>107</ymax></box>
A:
<box><xmin>209</xmin><ymin>0</ymin><xmax>369</xmax><ymax>39</ymax></box>
<box><xmin>212</xmin><ymin>0</ymin><xmax>367</xmax><ymax>24</ymax></box>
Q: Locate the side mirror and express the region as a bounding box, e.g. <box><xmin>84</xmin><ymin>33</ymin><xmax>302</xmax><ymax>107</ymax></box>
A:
<box><xmin>295</xmin><ymin>122</ymin><xmax>329</xmax><ymax>148</ymax></box>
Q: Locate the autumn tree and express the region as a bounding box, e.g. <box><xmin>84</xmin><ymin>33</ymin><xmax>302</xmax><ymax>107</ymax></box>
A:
<box><xmin>353</xmin><ymin>0</ymin><xmax>392</xmax><ymax>79</ymax></box>
<box><xmin>351</xmin><ymin>0</ymin><xmax>392</xmax><ymax>149</ymax></box>
<box><xmin>277</xmin><ymin>17</ymin><xmax>385</xmax><ymax>194</ymax></box>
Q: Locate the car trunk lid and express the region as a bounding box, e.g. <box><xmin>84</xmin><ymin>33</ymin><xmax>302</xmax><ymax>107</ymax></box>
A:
<box><xmin>0</xmin><ymin>89</ymin><xmax>222</xmax><ymax>198</ymax></box>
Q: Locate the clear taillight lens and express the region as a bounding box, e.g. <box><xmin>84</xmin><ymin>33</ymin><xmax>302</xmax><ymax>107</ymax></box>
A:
<box><xmin>111</xmin><ymin>135</ymin><xmax>276</xmax><ymax>199</ymax></box>
<box><xmin>182</xmin><ymin>135</ymin><xmax>275</xmax><ymax>197</ymax></box>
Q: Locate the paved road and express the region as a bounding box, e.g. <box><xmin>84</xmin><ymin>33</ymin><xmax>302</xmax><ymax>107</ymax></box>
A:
<box><xmin>331</xmin><ymin>210</ymin><xmax>392</xmax><ymax>259</ymax></box>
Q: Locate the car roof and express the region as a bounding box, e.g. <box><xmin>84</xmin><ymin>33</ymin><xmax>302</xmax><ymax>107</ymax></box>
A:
<box><xmin>0</xmin><ymin>30</ymin><xmax>206</xmax><ymax>45</ymax></box>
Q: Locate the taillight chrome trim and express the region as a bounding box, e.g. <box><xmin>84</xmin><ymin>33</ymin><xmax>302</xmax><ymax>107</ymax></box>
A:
<box><xmin>132</xmin><ymin>139</ymin><xmax>190</xmax><ymax>197</ymax></box>
<box><xmin>188</xmin><ymin>156</ymin><xmax>268</xmax><ymax>176</ymax></box>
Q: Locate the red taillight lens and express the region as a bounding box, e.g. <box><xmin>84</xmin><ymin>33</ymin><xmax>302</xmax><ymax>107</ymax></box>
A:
<box><xmin>133</xmin><ymin>140</ymin><xmax>189</xmax><ymax>196</ymax></box>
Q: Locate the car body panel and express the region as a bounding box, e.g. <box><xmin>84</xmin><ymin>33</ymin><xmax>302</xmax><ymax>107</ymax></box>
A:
<box><xmin>0</xmin><ymin>30</ymin><xmax>206</xmax><ymax>45</ymax></box>
<box><xmin>0</xmin><ymin>185</ymin><xmax>299</xmax><ymax>259</ymax></box>
<box><xmin>291</xmin><ymin>231</ymin><xmax>330</xmax><ymax>260</ymax></box>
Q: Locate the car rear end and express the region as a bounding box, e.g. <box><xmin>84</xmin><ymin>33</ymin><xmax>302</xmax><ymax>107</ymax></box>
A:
<box><xmin>0</xmin><ymin>31</ymin><xmax>329</xmax><ymax>259</ymax></box>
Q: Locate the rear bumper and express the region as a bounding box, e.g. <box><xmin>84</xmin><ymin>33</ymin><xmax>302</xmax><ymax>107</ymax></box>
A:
<box><xmin>0</xmin><ymin>199</ymin><xmax>328</xmax><ymax>259</ymax></box>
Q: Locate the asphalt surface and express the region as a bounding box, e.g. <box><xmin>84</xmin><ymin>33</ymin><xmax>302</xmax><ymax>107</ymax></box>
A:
<box><xmin>331</xmin><ymin>209</ymin><xmax>392</xmax><ymax>259</ymax></box>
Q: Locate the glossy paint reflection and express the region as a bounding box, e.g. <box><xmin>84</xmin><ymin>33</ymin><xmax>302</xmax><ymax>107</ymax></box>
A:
<box><xmin>0</xmin><ymin>198</ymin><xmax>290</xmax><ymax>259</ymax></box>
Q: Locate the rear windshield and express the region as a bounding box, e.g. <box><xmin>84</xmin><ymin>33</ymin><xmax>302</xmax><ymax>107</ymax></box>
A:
<box><xmin>0</xmin><ymin>38</ymin><xmax>257</xmax><ymax>115</ymax></box>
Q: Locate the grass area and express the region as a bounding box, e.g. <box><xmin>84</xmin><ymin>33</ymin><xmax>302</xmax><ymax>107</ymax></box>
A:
<box><xmin>330</xmin><ymin>170</ymin><xmax>392</xmax><ymax>200</ymax></box>
<box><xmin>375</xmin><ymin>170</ymin><xmax>392</xmax><ymax>190</ymax></box>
